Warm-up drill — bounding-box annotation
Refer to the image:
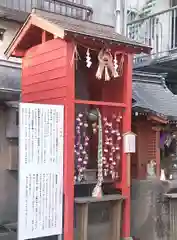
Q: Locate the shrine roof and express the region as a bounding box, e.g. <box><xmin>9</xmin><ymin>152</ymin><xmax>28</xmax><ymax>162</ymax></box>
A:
<box><xmin>132</xmin><ymin>72</ymin><xmax>177</xmax><ymax>120</ymax></box>
<box><xmin>5</xmin><ymin>8</ymin><xmax>151</xmax><ymax>57</ymax></box>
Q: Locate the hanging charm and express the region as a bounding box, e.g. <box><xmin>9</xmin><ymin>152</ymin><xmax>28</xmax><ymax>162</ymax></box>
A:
<box><xmin>105</xmin><ymin>66</ymin><xmax>110</xmax><ymax>81</ymax></box>
<box><xmin>92</xmin><ymin>108</ymin><xmax>103</xmax><ymax>198</ymax></box>
<box><xmin>86</xmin><ymin>48</ymin><xmax>92</xmax><ymax>68</ymax></box>
<box><xmin>114</xmin><ymin>52</ymin><xmax>125</xmax><ymax>77</ymax></box>
<box><xmin>102</xmin><ymin>113</ymin><xmax>122</xmax><ymax>180</ymax></box>
<box><xmin>118</xmin><ymin>54</ymin><xmax>125</xmax><ymax>77</ymax></box>
<box><xmin>113</xmin><ymin>54</ymin><xmax>119</xmax><ymax>78</ymax></box>
<box><xmin>96</xmin><ymin>49</ymin><xmax>115</xmax><ymax>81</ymax></box>
<box><xmin>74</xmin><ymin>112</ymin><xmax>89</xmax><ymax>183</ymax></box>
<box><xmin>70</xmin><ymin>45</ymin><xmax>80</xmax><ymax>69</ymax></box>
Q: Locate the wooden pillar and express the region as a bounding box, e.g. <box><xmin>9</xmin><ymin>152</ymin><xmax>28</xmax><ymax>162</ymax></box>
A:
<box><xmin>76</xmin><ymin>204</ymin><xmax>88</xmax><ymax>240</ymax></box>
<box><xmin>121</xmin><ymin>54</ymin><xmax>132</xmax><ymax>238</ymax></box>
<box><xmin>110</xmin><ymin>201</ymin><xmax>122</xmax><ymax>240</ymax></box>
<box><xmin>64</xmin><ymin>42</ymin><xmax>75</xmax><ymax>240</ymax></box>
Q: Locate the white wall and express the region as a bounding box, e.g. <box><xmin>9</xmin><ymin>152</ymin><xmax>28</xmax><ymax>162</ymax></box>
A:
<box><xmin>154</xmin><ymin>0</ymin><xmax>171</xmax><ymax>54</ymax></box>
<box><xmin>84</xmin><ymin>0</ymin><xmax>116</xmax><ymax>27</ymax></box>
<box><xmin>0</xmin><ymin>19</ymin><xmax>20</xmax><ymax>59</ymax></box>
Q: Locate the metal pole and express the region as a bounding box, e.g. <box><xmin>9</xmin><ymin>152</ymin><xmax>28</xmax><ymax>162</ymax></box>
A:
<box><xmin>120</xmin><ymin>0</ymin><xmax>127</xmax><ymax>36</ymax></box>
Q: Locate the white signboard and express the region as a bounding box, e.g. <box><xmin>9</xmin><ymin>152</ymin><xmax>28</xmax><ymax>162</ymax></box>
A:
<box><xmin>18</xmin><ymin>103</ymin><xmax>64</xmax><ymax>240</ymax></box>
<box><xmin>123</xmin><ymin>132</ymin><xmax>136</xmax><ymax>153</ymax></box>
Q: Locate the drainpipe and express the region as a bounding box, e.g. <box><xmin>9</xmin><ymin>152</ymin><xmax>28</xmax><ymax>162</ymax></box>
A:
<box><xmin>115</xmin><ymin>0</ymin><xmax>121</xmax><ymax>34</ymax></box>
<box><xmin>115</xmin><ymin>0</ymin><xmax>127</xmax><ymax>35</ymax></box>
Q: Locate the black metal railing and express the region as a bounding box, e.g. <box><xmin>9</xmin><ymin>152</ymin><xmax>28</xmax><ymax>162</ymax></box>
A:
<box><xmin>127</xmin><ymin>6</ymin><xmax>177</xmax><ymax>54</ymax></box>
<box><xmin>127</xmin><ymin>5</ymin><xmax>177</xmax><ymax>65</ymax></box>
<box><xmin>0</xmin><ymin>0</ymin><xmax>93</xmax><ymax>20</ymax></box>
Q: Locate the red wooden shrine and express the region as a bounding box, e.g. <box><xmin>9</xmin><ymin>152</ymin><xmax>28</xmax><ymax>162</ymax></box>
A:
<box><xmin>5</xmin><ymin>9</ymin><xmax>150</xmax><ymax>240</ymax></box>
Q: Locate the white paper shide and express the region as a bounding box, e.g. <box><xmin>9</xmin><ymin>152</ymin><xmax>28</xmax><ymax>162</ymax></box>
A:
<box><xmin>19</xmin><ymin>103</ymin><xmax>64</xmax><ymax>240</ymax></box>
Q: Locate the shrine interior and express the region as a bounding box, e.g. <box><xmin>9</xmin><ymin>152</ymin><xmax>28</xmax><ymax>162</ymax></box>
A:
<box><xmin>74</xmin><ymin>45</ymin><xmax>124</xmax><ymax>239</ymax></box>
<box><xmin>74</xmin><ymin>45</ymin><xmax>124</xmax><ymax>184</ymax></box>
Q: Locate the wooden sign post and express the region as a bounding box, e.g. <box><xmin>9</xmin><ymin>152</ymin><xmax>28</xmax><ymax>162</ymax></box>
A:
<box><xmin>123</xmin><ymin>132</ymin><xmax>136</xmax><ymax>187</ymax></box>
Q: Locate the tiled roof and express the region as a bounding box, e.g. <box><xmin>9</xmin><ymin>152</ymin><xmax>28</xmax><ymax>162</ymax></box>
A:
<box><xmin>133</xmin><ymin>72</ymin><xmax>177</xmax><ymax>119</ymax></box>
<box><xmin>5</xmin><ymin>8</ymin><xmax>151</xmax><ymax>57</ymax></box>
<box><xmin>32</xmin><ymin>8</ymin><xmax>150</xmax><ymax>51</ymax></box>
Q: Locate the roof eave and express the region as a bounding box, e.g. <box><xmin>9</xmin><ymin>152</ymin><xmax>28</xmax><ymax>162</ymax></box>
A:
<box><xmin>133</xmin><ymin>105</ymin><xmax>168</xmax><ymax>119</ymax></box>
<box><xmin>65</xmin><ymin>30</ymin><xmax>151</xmax><ymax>54</ymax></box>
<box><xmin>5</xmin><ymin>14</ymin><xmax>32</xmax><ymax>58</ymax></box>
<box><xmin>5</xmin><ymin>14</ymin><xmax>65</xmax><ymax>58</ymax></box>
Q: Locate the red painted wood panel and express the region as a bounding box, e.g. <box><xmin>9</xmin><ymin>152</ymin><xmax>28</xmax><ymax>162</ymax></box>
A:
<box><xmin>23</xmin><ymin>57</ymin><xmax>66</xmax><ymax>77</ymax></box>
<box><xmin>22</xmin><ymin>38</ymin><xmax>67</xmax><ymax>104</ymax></box>
<box><xmin>23</xmin><ymin>67</ymin><xmax>67</xmax><ymax>86</ymax></box>
<box><xmin>25</xmin><ymin>38</ymin><xmax>66</xmax><ymax>58</ymax></box>
<box><xmin>22</xmin><ymin>78</ymin><xmax>66</xmax><ymax>93</ymax></box>
<box><xmin>36</xmin><ymin>98</ymin><xmax>66</xmax><ymax>104</ymax></box>
<box><xmin>24</xmin><ymin>47</ymin><xmax>67</xmax><ymax>67</ymax></box>
<box><xmin>22</xmin><ymin>87</ymin><xmax>67</xmax><ymax>101</ymax></box>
